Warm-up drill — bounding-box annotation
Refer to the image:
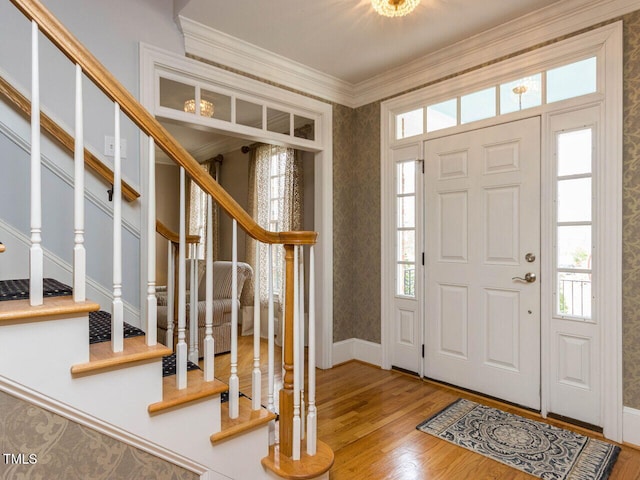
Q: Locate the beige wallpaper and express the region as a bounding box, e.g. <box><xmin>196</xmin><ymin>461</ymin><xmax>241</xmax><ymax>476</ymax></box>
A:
<box><xmin>622</xmin><ymin>9</ymin><xmax>640</xmax><ymax>408</ymax></box>
<box><xmin>0</xmin><ymin>390</ymin><xmax>197</xmax><ymax>480</ymax></box>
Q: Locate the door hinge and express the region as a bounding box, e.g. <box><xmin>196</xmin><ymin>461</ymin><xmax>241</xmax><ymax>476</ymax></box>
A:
<box><xmin>421</xmin><ymin>344</ymin><xmax>425</xmax><ymax>358</ymax></box>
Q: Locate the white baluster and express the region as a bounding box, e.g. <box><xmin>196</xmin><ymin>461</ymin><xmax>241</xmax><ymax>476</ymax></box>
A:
<box><xmin>111</xmin><ymin>103</ymin><xmax>123</xmax><ymax>353</ymax></box>
<box><xmin>166</xmin><ymin>240</ymin><xmax>175</xmax><ymax>351</ymax></box>
<box><xmin>146</xmin><ymin>137</ymin><xmax>156</xmax><ymax>345</ymax></box>
<box><xmin>292</xmin><ymin>245</ymin><xmax>301</xmax><ymax>460</ymax></box>
<box><xmin>252</xmin><ymin>241</ymin><xmax>261</xmax><ymax>410</ymax></box>
<box><xmin>29</xmin><ymin>21</ymin><xmax>43</xmax><ymax>307</ymax></box>
<box><xmin>299</xmin><ymin>247</ymin><xmax>306</xmax><ymax>439</ymax></box>
<box><xmin>204</xmin><ymin>195</ymin><xmax>214</xmax><ymax>382</ymax></box>
<box><xmin>73</xmin><ymin>64</ymin><xmax>85</xmax><ymax>302</ymax></box>
<box><xmin>267</xmin><ymin>243</ymin><xmax>276</xmax><ymax>444</ymax></box>
<box><xmin>188</xmin><ymin>246</ymin><xmax>199</xmax><ymax>363</ymax></box>
<box><xmin>307</xmin><ymin>246</ymin><xmax>317</xmax><ymax>455</ymax></box>
<box><xmin>176</xmin><ymin>167</ymin><xmax>187</xmax><ymax>389</ymax></box>
<box><xmin>229</xmin><ymin>220</ymin><xmax>239</xmax><ymax>418</ymax></box>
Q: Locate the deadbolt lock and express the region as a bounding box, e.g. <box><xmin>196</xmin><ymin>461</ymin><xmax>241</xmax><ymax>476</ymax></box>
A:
<box><xmin>525</xmin><ymin>253</ymin><xmax>536</xmax><ymax>263</ymax></box>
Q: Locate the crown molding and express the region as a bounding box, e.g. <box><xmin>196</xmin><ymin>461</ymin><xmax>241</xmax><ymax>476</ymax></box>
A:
<box><xmin>354</xmin><ymin>0</ymin><xmax>639</xmax><ymax>106</ymax></box>
<box><xmin>177</xmin><ymin>0</ymin><xmax>639</xmax><ymax>109</ymax></box>
<box><xmin>178</xmin><ymin>16</ymin><xmax>357</xmax><ymax>107</ymax></box>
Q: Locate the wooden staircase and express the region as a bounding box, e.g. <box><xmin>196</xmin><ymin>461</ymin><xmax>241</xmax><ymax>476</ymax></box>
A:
<box><xmin>0</xmin><ymin>285</ymin><xmax>283</xmax><ymax>478</ymax></box>
<box><xmin>0</xmin><ymin>0</ymin><xmax>334</xmax><ymax>477</ymax></box>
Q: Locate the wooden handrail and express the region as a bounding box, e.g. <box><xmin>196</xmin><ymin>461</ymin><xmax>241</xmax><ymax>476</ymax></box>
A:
<box><xmin>0</xmin><ymin>74</ymin><xmax>139</xmax><ymax>202</ymax></box>
<box><xmin>156</xmin><ymin>220</ymin><xmax>200</xmax><ymax>245</ymax></box>
<box><xmin>10</xmin><ymin>0</ymin><xmax>316</xmax><ymax>246</ymax></box>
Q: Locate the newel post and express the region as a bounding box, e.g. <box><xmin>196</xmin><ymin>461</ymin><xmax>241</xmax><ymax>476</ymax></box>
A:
<box><xmin>279</xmin><ymin>244</ymin><xmax>295</xmax><ymax>457</ymax></box>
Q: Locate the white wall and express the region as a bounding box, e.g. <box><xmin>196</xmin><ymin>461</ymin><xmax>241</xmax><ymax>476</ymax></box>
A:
<box><xmin>0</xmin><ymin>0</ymin><xmax>185</xmax><ymax>308</ymax></box>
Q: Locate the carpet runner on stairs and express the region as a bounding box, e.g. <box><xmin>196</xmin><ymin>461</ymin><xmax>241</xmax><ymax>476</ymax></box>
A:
<box><xmin>0</xmin><ymin>278</ymin><xmax>199</xmax><ymax>377</ymax></box>
<box><xmin>0</xmin><ymin>278</ymin><xmax>73</xmax><ymax>301</ymax></box>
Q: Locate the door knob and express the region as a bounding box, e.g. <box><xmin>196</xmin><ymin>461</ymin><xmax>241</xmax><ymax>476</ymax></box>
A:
<box><xmin>512</xmin><ymin>272</ymin><xmax>536</xmax><ymax>283</ymax></box>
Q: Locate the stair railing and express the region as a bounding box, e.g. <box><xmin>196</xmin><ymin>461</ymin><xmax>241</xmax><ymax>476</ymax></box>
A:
<box><xmin>9</xmin><ymin>0</ymin><xmax>322</xmax><ymax>462</ymax></box>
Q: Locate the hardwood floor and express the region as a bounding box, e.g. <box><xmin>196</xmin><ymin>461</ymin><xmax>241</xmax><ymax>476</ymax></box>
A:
<box><xmin>212</xmin><ymin>337</ymin><xmax>640</xmax><ymax>479</ymax></box>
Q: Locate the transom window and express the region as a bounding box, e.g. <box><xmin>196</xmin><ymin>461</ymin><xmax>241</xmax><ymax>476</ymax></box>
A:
<box><xmin>395</xmin><ymin>56</ymin><xmax>597</xmax><ymax>139</ymax></box>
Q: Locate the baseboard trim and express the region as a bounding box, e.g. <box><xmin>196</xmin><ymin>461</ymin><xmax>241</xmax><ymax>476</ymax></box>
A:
<box><xmin>0</xmin><ymin>374</ymin><xmax>213</xmax><ymax>477</ymax></box>
<box><xmin>623</xmin><ymin>406</ymin><xmax>640</xmax><ymax>448</ymax></box>
<box><xmin>332</xmin><ymin>339</ymin><xmax>382</xmax><ymax>367</ymax></box>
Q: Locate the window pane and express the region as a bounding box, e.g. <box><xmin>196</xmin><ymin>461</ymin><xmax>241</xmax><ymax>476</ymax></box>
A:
<box><xmin>159</xmin><ymin>78</ymin><xmax>195</xmax><ymax>111</ymax></box>
<box><xmin>397</xmin><ymin>263</ymin><xmax>416</xmax><ymax>297</ymax></box>
<box><xmin>557</xmin><ymin>129</ymin><xmax>592</xmax><ymax>176</ymax></box>
<box><xmin>500</xmin><ymin>74</ymin><xmax>542</xmax><ymax>114</ymax></box>
<box><xmin>236</xmin><ymin>99</ymin><xmax>263</xmax><ymax>128</ymax></box>
<box><xmin>397</xmin><ymin>196</ymin><xmax>415</xmax><ymax>228</ymax></box>
<box><xmin>267</xmin><ymin>108</ymin><xmax>290</xmax><ymax>135</ymax></box>
<box><xmin>397</xmin><ymin>161</ymin><xmax>416</xmax><ymax>195</ymax></box>
<box><xmin>427</xmin><ymin>99</ymin><xmax>457</xmax><ymax>132</ymax></box>
<box><xmin>547</xmin><ymin>57</ymin><xmax>597</xmax><ymax>103</ymax></box>
<box><xmin>461</xmin><ymin>87</ymin><xmax>496</xmax><ymax>124</ymax></box>
<box><xmin>558</xmin><ymin>178</ymin><xmax>591</xmax><ymax>222</ymax></box>
<box><xmin>396</xmin><ymin>108</ymin><xmax>424</xmax><ymax>139</ymax></box>
<box><xmin>294</xmin><ymin>115</ymin><xmax>315</xmax><ymax>140</ymax></box>
<box><xmin>397</xmin><ymin>230</ymin><xmax>415</xmax><ymax>262</ymax></box>
<box><xmin>201</xmin><ymin>89</ymin><xmax>232</xmax><ymax>121</ymax></box>
<box><xmin>557</xmin><ymin>226</ymin><xmax>591</xmax><ymax>269</ymax></box>
<box><xmin>557</xmin><ymin>272</ymin><xmax>591</xmax><ymax>319</ymax></box>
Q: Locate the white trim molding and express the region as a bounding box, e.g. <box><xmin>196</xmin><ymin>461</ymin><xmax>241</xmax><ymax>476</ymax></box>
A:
<box><xmin>332</xmin><ymin>339</ymin><xmax>382</xmax><ymax>367</ymax></box>
<box><xmin>177</xmin><ymin>0</ymin><xmax>639</xmax><ymax>108</ymax></box>
<box><xmin>139</xmin><ymin>43</ymin><xmax>334</xmax><ymax>369</ymax></box>
<box><xmin>623</xmin><ymin>407</ymin><xmax>640</xmax><ymax>448</ymax></box>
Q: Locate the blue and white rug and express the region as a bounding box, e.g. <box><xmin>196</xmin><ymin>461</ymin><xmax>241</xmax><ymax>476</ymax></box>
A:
<box><xmin>417</xmin><ymin>399</ymin><xmax>620</xmax><ymax>480</ymax></box>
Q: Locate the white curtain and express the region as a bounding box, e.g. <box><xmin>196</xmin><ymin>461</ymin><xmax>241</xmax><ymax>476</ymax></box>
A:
<box><xmin>245</xmin><ymin>144</ymin><xmax>303</xmax><ymax>308</ymax></box>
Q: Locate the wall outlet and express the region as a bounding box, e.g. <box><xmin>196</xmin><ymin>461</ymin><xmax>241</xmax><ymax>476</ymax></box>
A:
<box><xmin>104</xmin><ymin>136</ymin><xmax>127</xmax><ymax>158</ymax></box>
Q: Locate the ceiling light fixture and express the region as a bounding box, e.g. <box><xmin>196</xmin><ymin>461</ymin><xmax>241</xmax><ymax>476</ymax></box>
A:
<box><xmin>372</xmin><ymin>0</ymin><xmax>420</xmax><ymax>18</ymax></box>
<box><xmin>184</xmin><ymin>99</ymin><xmax>215</xmax><ymax>118</ymax></box>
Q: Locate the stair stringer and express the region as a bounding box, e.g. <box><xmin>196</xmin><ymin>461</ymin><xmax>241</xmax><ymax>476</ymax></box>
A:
<box><xmin>0</xmin><ymin>311</ymin><xmax>274</xmax><ymax>479</ymax></box>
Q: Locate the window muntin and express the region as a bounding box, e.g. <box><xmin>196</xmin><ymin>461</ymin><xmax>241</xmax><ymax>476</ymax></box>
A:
<box><xmin>396</xmin><ymin>160</ymin><xmax>418</xmax><ymax>297</ymax></box>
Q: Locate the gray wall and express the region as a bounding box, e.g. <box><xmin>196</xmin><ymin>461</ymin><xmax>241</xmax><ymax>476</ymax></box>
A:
<box><xmin>0</xmin><ymin>0</ymin><xmax>185</xmax><ymax>307</ymax></box>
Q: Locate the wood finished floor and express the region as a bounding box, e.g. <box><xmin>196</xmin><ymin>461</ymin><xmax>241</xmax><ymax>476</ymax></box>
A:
<box><xmin>212</xmin><ymin>336</ymin><xmax>640</xmax><ymax>479</ymax></box>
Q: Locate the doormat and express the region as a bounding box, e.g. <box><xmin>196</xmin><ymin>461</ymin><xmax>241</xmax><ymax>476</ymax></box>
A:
<box><xmin>417</xmin><ymin>398</ymin><xmax>619</xmax><ymax>480</ymax></box>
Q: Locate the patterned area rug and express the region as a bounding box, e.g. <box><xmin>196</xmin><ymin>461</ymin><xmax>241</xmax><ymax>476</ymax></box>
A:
<box><xmin>417</xmin><ymin>399</ymin><xmax>620</xmax><ymax>480</ymax></box>
<box><xmin>0</xmin><ymin>278</ymin><xmax>73</xmax><ymax>301</ymax></box>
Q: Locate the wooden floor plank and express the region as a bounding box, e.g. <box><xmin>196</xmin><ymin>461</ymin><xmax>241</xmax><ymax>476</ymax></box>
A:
<box><xmin>216</xmin><ymin>337</ymin><xmax>640</xmax><ymax>479</ymax></box>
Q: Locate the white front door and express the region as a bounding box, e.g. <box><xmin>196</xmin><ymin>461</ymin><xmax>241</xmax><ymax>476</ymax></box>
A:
<box><xmin>424</xmin><ymin>117</ymin><xmax>541</xmax><ymax>410</ymax></box>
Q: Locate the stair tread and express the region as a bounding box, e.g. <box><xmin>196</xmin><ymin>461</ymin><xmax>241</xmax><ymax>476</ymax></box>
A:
<box><xmin>0</xmin><ymin>296</ymin><xmax>100</xmax><ymax>322</ymax></box>
<box><xmin>211</xmin><ymin>395</ymin><xmax>276</xmax><ymax>443</ymax></box>
<box><xmin>261</xmin><ymin>440</ymin><xmax>334</xmax><ymax>480</ymax></box>
<box><xmin>71</xmin><ymin>335</ymin><xmax>172</xmax><ymax>375</ymax></box>
<box><xmin>148</xmin><ymin>369</ymin><xmax>228</xmax><ymax>414</ymax></box>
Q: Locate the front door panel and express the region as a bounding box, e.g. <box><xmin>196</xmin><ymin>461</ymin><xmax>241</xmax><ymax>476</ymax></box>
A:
<box><xmin>425</xmin><ymin>117</ymin><xmax>541</xmax><ymax>410</ymax></box>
